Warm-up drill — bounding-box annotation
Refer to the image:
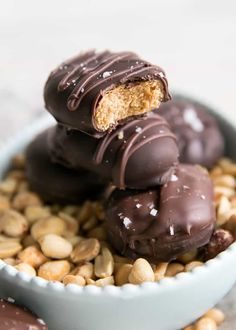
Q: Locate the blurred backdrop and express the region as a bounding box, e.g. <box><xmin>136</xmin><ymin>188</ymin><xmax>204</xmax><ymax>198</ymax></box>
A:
<box><xmin>0</xmin><ymin>0</ymin><xmax>236</xmax><ymax>133</ymax></box>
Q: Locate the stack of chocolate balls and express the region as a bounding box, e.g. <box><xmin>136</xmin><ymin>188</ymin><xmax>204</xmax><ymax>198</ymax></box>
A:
<box><xmin>26</xmin><ymin>50</ymin><xmax>225</xmax><ymax>263</ymax></box>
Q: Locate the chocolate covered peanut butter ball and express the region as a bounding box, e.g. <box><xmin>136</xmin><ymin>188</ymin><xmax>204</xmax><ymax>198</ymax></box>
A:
<box><xmin>158</xmin><ymin>96</ymin><xmax>224</xmax><ymax>168</ymax></box>
<box><xmin>25</xmin><ymin>130</ymin><xmax>107</xmax><ymax>204</ymax></box>
<box><xmin>44</xmin><ymin>50</ymin><xmax>170</xmax><ymax>137</ymax></box>
<box><xmin>48</xmin><ymin>114</ymin><xmax>179</xmax><ymax>189</ymax></box>
<box><xmin>0</xmin><ymin>299</ymin><xmax>47</xmax><ymax>330</ymax></box>
<box><xmin>105</xmin><ymin>165</ymin><xmax>215</xmax><ymax>262</ymax></box>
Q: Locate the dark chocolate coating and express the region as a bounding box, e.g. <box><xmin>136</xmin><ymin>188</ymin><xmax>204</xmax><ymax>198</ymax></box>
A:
<box><xmin>0</xmin><ymin>299</ymin><xmax>47</xmax><ymax>330</ymax></box>
<box><xmin>105</xmin><ymin>165</ymin><xmax>215</xmax><ymax>262</ymax></box>
<box><xmin>158</xmin><ymin>96</ymin><xmax>224</xmax><ymax>168</ymax></box>
<box><xmin>44</xmin><ymin>50</ymin><xmax>170</xmax><ymax>137</ymax></box>
<box><xmin>48</xmin><ymin>114</ymin><xmax>179</xmax><ymax>189</ymax></box>
<box><xmin>25</xmin><ymin>129</ymin><xmax>107</xmax><ymax>204</ymax></box>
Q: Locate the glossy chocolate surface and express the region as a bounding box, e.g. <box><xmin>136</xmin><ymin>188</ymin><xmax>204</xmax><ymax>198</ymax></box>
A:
<box><xmin>49</xmin><ymin>114</ymin><xmax>179</xmax><ymax>189</ymax></box>
<box><xmin>0</xmin><ymin>299</ymin><xmax>47</xmax><ymax>330</ymax></box>
<box><xmin>26</xmin><ymin>130</ymin><xmax>107</xmax><ymax>204</ymax></box>
<box><xmin>105</xmin><ymin>165</ymin><xmax>215</xmax><ymax>262</ymax></box>
<box><xmin>44</xmin><ymin>50</ymin><xmax>170</xmax><ymax>137</ymax></box>
<box><xmin>158</xmin><ymin>96</ymin><xmax>224</xmax><ymax>168</ymax></box>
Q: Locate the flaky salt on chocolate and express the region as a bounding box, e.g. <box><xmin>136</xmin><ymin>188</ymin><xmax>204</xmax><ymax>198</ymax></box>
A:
<box><xmin>105</xmin><ymin>165</ymin><xmax>216</xmax><ymax>262</ymax></box>
<box><xmin>48</xmin><ymin>114</ymin><xmax>179</xmax><ymax>189</ymax></box>
<box><xmin>0</xmin><ymin>299</ymin><xmax>48</xmax><ymax>330</ymax></box>
<box><xmin>44</xmin><ymin>50</ymin><xmax>170</xmax><ymax>137</ymax></box>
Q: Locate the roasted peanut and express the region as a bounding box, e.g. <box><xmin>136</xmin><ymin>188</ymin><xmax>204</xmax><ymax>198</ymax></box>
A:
<box><xmin>94</xmin><ymin>247</ymin><xmax>114</xmax><ymax>278</ymax></box>
<box><xmin>115</xmin><ymin>264</ymin><xmax>133</xmax><ymax>286</ymax></box>
<box><xmin>0</xmin><ymin>210</ymin><xmax>28</xmax><ymax>237</ymax></box>
<box><xmin>165</xmin><ymin>263</ymin><xmax>184</xmax><ymax>277</ymax></box>
<box><xmin>178</xmin><ymin>250</ymin><xmax>198</xmax><ymax>264</ymax></box>
<box><xmin>38</xmin><ymin>260</ymin><xmax>71</xmax><ymax>281</ymax></box>
<box><xmin>0</xmin><ymin>241</ymin><xmax>22</xmax><ymax>258</ymax></box>
<box><xmin>154</xmin><ymin>262</ymin><xmax>168</xmax><ymax>281</ymax></box>
<box><xmin>71</xmin><ymin>262</ymin><xmax>94</xmax><ymax>279</ymax></box>
<box><xmin>217</xmin><ymin>195</ymin><xmax>231</xmax><ymax>225</ymax></box>
<box><xmin>204</xmin><ymin>308</ymin><xmax>225</xmax><ymax>325</ymax></box>
<box><xmin>18</xmin><ymin>245</ymin><xmax>48</xmax><ymax>268</ymax></box>
<box><xmin>195</xmin><ymin>317</ymin><xmax>217</xmax><ymax>330</ymax></box>
<box><xmin>15</xmin><ymin>262</ymin><xmax>36</xmax><ymax>277</ymax></box>
<box><xmin>185</xmin><ymin>261</ymin><xmax>203</xmax><ymax>272</ymax></box>
<box><xmin>12</xmin><ymin>191</ymin><xmax>42</xmax><ymax>211</ymax></box>
<box><xmin>25</xmin><ymin>206</ymin><xmax>51</xmax><ymax>223</ymax></box>
<box><xmin>77</xmin><ymin>201</ymin><xmax>94</xmax><ymax>223</ymax></box>
<box><xmin>31</xmin><ymin>216</ymin><xmax>66</xmax><ymax>240</ymax></box>
<box><xmin>0</xmin><ymin>178</ymin><xmax>18</xmax><ymax>196</ymax></box>
<box><xmin>63</xmin><ymin>275</ymin><xmax>86</xmax><ymax>286</ymax></box>
<box><xmin>87</xmin><ymin>226</ymin><xmax>107</xmax><ymax>241</ymax></box>
<box><xmin>0</xmin><ymin>195</ymin><xmax>10</xmax><ymax>213</ymax></box>
<box><xmin>38</xmin><ymin>234</ymin><xmax>73</xmax><ymax>259</ymax></box>
<box><xmin>3</xmin><ymin>258</ymin><xmax>17</xmax><ymax>266</ymax></box>
<box><xmin>70</xmin><ymin>238</ymin><xmax>100</xmax><ymax>263</ymax></box>
<box><xmin>128</xmin><ymin>258</ymin><xmax>154</xmax><ymax>284</ymax></box>
<box><xmin>59</xmin><ymin>212</ymin><xmax>79</xmax><ymax>238</ymax></box>
<box><xmin>87</xmin><ymin>276</ymin><xmax>114</xmax><ymax>287</ymax></box>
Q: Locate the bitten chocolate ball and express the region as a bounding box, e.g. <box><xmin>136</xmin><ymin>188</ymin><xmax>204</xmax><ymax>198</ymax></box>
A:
<box><xmin>0</xmin><ymin>299</ymin><xmax>47</xmax><ymax>330</ymax></box>
<box><xmin>25</xmin><ymin>130</ymin><xmax>107</xmax><ymax>204</ymax></box>
<box><xmin>48</xmin><ymin>114</ymin><xmax>179</xmax><ymax>189</ymax></box>
<box><xmin>158</xmin><ymin>95</ymin><xmax>224</xmax><ymax>168</ymax></box>
<box><xmin>105</xmin><ymin>165</ymin><xmax>215</xmax><ymax>262</ymax></box>
<box><xmin>44</xmin><ymin>50</ymin><xmax>170</xmax><ymax>137</ymax></box>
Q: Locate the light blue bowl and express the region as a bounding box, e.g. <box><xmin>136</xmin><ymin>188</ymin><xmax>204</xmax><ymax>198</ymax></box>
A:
<box><xmin>0</xmin><ymin>98</ymin><xmax>236</xmax><ymax>330</ymax></box>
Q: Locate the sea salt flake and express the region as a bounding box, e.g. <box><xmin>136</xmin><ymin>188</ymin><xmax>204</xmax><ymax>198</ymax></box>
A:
<box><xmin>170</xmin><ymin>225</ymin><xmax>175</xmax><ymax>236</ymax></box>
<box><xmin>136</xmin><ymin>203</ymin><xmax>142</xmax><ymax>209</ymax></box>
<box><xmin>118</xmin><ymin>131</ymin><xmax>124</xmax><ymax>140</ymax></box>
<box><xmin>150</xmin><ymin>208</ymin><xmax>158</xmax><ymax>216</ymax></box>
<box><xmin>201</xmin><ymin>195</ymin><xmax>206</xmax><ymax>200</ymax></box>
<box><xmin>123</xmin><ymin>217</ymin><xmax>132</xmax><ymax>229</ymax></box>
<box><xmin>37</xmin><ymin>319</ymin><xmax>46</xmax><ymax>325</ymax></box>
<box><xmin>7</xmin><ymin>297</ymin><xmax>15</xmax><ymax>303</ymax></box>
<box><xmin>183</xmin><ymin>108</ymin><xmax>204</xmax><ymax>132</ymax></box>
<box><xmin>170</xmin><ymin>174</ymin><xmax>178</xmax><ymax>182</ymax></box>
<box><xmin>135</xmin><ymin>126</ymin><xmax>142</xmax><ymax>133</ymax></box>
<box><xmin>159</xmin><ymin>72</ymin><xmax>165</xmax><ymax>78</ymax></box>
<box><xmin>102</xmin><ymin>71</ymin><xmax>112</xmax><ymax>78</ymax></box>
<box><xmin>80</xmin><ymin>88</ymin><xmax>84</xmax><ymax>93</ymax></box>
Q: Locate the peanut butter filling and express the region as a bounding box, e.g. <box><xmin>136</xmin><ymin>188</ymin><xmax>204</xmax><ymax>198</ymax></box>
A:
<box><xmin>94</xmin><ymin>80</ymin><xmax>164</xmax><ymax>131</ymax></box>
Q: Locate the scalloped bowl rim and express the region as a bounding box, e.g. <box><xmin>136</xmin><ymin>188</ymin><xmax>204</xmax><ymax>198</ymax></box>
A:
<box><xmin>0</xmin><ymin>106</ymin><xmax>236</xmax><ymax>297</ymax></box>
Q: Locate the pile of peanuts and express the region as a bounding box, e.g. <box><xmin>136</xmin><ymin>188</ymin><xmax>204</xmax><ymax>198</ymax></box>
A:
<box><xmin>183</xmin><ymin>307</ymin><xmax>225</xmax><ymax>330</ymax></box>
<box><xmin>1</xmin><ymin>155</ymin><xmax>236</xmax><ymax>328</ymax></box>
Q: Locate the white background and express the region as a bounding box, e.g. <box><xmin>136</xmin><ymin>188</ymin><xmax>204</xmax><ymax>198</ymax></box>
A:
<box><xmin>0</xmin><ymin>0</ymin><xmax>236</xmax><ymax>134</ymax></box>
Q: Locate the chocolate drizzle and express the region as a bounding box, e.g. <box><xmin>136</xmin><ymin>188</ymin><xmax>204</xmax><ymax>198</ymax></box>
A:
<box><xmin>105</xmin><ymin>165</ymin><xmax>216</xmax><ymax>262</ymax></box>
<box><xmin>44</xmin><ymin>50</ymin><xmax>170</xmax><ymax>136</ymax></box>
<box><xmin>94</xmin><ymin>114</ymin><xmax>177</xmax><ymax>188</ymax></box>
<box><xmin>53</xmin><ymin>50</ymin><xmax>169</xmax><ymax>111</ymax></box>
<box><xmin>49</xmin><ymin>114</ymin><xmax>179</xmax><ymax>189</ymax></box>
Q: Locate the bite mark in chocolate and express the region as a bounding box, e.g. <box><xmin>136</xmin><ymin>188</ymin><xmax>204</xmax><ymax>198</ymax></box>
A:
<box><xmin>44</xmin><ymin>50</ymin><xmax>170</xmax><ymax>137</ymax></box>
